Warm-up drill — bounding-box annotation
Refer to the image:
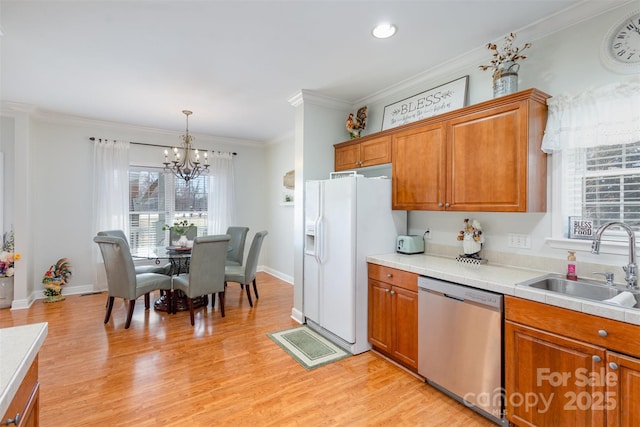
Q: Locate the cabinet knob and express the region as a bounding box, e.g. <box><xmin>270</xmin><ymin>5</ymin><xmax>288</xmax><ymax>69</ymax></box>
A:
<box><xmin>592</xmin><ymin>355</ymin><xmax>602</xmax><ymax>362</ymax></box>
<box><xmin>609</xmin><ymin>362</ymin><xmax>619</xmax><ymax>370</ymax></box>
<box><xmin>445</xmin><ymin>203</ymin><xmax>450</xmax><ymax>208</ymax></box>
<box><xmin>390</xmin><ymin>290</ymin><xmax>396</xmax><ymax>295</ymax></box>
<box><xmin>385</xmin><ymin>289</ymin><xmax>390</xmax><ymax>293</ymax></box>
<box><xmin>4</xmin><ymin>413</ymin><xmax>20</xmax><ymax>425</ymax></box>
<box><xmin>438</xmin><ymin>202</ymin><xmax>444</xmax><ymax>208</ymax></box>
<box><xmin>386</xmin><ymin>273</ymin><xmax>392</xmax><ymax>278</ymax></box>
<box><xmin>598</xmin><ymin>329</ymin><xmax>608</xmax><ymax>337</ymax></box>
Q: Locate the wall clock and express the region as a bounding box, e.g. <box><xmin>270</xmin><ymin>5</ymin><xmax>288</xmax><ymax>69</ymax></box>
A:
<box><xmin>600</xmin><ymin>9</ymin><xmax>640</xmax><ymax>74</ymax></box>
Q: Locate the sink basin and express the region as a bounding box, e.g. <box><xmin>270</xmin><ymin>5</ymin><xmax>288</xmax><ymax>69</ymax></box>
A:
<box><xmin>518</xmin><ymin>274</ymin><xmax>640</xmax><ymax>308</ymax></box>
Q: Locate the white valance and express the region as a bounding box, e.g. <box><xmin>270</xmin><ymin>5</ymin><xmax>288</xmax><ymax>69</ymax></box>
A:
<box><xmin>541</xmin><ymin>77</ymin><xmax>640</xmax><ymax>153</ymax></box>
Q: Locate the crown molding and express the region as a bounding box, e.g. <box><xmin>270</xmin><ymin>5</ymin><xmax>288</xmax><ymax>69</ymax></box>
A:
<box><xmin>288</xmin><ymin>90</ymin><xmax>350</xmax><ymax>110</ymax></box>
<box><xmin>0</xmin><ymin>102</ymin><xmax>265</xmax><ymax>148</ymax></box>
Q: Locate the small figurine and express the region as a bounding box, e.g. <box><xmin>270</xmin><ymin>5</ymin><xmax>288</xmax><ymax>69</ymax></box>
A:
<box><xmin>346</xmin><ymin>106</ymin><xmax>367</xmax><ymax>138</ymax></box>
<box><xmin>457</xmin><ymin>218</ymin><xmax>485</xmax><ymax>256</ymax></box>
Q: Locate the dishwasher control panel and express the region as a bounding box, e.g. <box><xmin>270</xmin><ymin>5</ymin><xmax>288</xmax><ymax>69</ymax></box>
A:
<box><xmin>417</xmin><ymin>276</ymin><xmax>502</xmax><ymax>310</ymax></box>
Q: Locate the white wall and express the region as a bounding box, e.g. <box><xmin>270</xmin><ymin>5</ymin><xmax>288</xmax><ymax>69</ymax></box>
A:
<box><xmin>264</xmin><ymin>134</ymin><xmax>295</xmax><ymax>283</ymax></box>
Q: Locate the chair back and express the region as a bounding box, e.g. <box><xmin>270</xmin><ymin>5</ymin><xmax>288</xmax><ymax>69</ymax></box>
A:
<box><xmin>93</xmin><ymin>235</ymin><xmax>137</xmax><ymax>300</ymax></box>
<box><xmin>242</xmin><ymin>231</ymin><xmax>268</xmax><ymax>283</ymax></box>
<box><xmin>187</xmin><ymin>234</ymin><xmax>230</xmax><ymax>297</ymax></box>
<box><xmin>226</xmin><ymin>226</ymin><xmax>249</xmax><ymax>265</ymax></box>
<box><xmin>97</xmin><ymin>230</ymin><xmax>129</xmax><ymax>245</ymax></box>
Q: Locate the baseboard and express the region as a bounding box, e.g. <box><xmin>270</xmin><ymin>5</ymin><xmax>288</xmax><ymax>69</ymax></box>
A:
<box><xmin>261</xmin><ymin>266</ymin><xmax>293</xmax><ymax>284</ymax></box>
<box><xmin>9</xmin><ymin>283</ymin><xmax>101</xmax><ymax>310</ymax></box>
<box><xmin>290</xmin><ymin>307</ymin><xmax>304</xmax><ymax>324</ymax></box>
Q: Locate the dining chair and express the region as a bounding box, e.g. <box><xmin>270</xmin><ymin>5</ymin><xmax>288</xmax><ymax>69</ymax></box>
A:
<box><xmin>225</xmin><ymin>230</ymin><xmax>268</xmax><ymax>307</ymax></box>
<box><xmin>93</xmin><ymin>235</ymin><xmax>173</xmax><ymax>329</ymax></box>
<box><xmin>225</xmin><ymin>226</ymin><xmax>249</xmax><ymax>266</ymax></box>
<box><xmin>172</xmin><ymin>234</ymin><xmax>230</xmax><ymax>326</ymax></box>
<box><xmin>97</xmin><ymin>229</ymin><xmax>169</xmax><ymax>275</ymax></box>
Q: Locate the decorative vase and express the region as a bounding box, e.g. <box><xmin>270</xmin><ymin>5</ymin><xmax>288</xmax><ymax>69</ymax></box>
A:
<box><xmin>44</xmin><ymin>281</ymin><xmax>65</xmax><ymax>303</ymax></box>
<box><xmin>493</xmin><ymin>61</ymin><xmax>519</xmax><ymax>98</ymax></box>
<box><xmin>177</xmin><ymin>235</ymin><xmax>188</xmax><ymax>247</ymax></box>
<box><xmin>0</xmin><ymin>276</ymin><xmax>14</xmax><ymax>309</ymax></box>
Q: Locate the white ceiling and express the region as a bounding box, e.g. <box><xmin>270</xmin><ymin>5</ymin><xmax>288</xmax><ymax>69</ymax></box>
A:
<box><xmin>0</xmin><ymin>1</ymin><xmax>624</xmax><ymax>143</ymax></box>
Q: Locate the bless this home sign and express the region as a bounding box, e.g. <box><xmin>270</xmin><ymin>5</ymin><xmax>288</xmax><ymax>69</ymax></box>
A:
<box><xmin>382</xmin><ymin>76</ymin><xmax>469</xmax><ymax>131</ymax></box>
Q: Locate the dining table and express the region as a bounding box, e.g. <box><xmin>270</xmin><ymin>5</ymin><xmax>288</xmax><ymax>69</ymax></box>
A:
<box><xmin>131</xmin><ymin>245</ymin><xmax>206</xmax><ymax>312</ymax></box>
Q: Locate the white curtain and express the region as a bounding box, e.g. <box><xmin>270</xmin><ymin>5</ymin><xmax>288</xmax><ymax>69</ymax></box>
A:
<box><xmin>92</xmin><ymin>139</ymin><xmax>130</xmax><ymax>234</ymax></box>
<box><xmin>207</xmin><ymin>152</ymin><xmax>236</xmax><ymax>234</ymax></box>
<box><xmin>541</xmin><ymin>77</ymin><xmax>640</xmax><ymax>153</ymax></box>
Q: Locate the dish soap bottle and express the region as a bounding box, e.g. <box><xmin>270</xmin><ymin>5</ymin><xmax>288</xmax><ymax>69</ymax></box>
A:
<box><xmin>566</xmin><ymin>251</ymin><xmax>578</xmax><ymax>281</ymax></box>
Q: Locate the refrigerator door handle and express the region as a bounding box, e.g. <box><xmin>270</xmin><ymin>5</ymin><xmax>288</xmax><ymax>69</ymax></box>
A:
<box><xmin>317</xmin><ymin>216</ymin><xmax>325</xmax><ymax>264</ymax></box>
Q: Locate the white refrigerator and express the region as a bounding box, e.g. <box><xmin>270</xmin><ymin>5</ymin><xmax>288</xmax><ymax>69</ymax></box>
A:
<box><xmin>304</xmin><ymin>175</ymin><xmax>406</xmax><ymax>354</ymax></box>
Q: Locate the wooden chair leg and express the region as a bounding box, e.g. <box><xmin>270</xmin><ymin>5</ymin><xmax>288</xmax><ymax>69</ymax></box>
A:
<box><xmin>219</xmin><ymin>291</ymin><xmax>225</xmax><ymax>317</ymax></box>
<box><xmin>245</xmin><ymin>283</ymin><xmax>253</xmax><ymax>307</ymax></box>
<box><xmin>144</xmin><ymin>293</ymin><xmax>150</xmax><ymax>309</ymax></box>
<box><xmin>188</xmin><ymin>298</ymin><xmax>195</xmax><ymax>326</ymax></box>
<box><xmin>211</xmin><ymin>293</ymin><xmax>216</xmax><ymax>309</ymax></box>
<box><xmin>125</xmin><ymin>299</ymin><xmax>136</xmax><ymax>329</ymax></box>
<box><xmin>104</xmin><ymin>296</ymin><xmax>115</xmax><ymax>324</ymax></box>
<box><xmin>252</xmin><ymin>278</ymin><xmax>259</xmax><ymax>299</ymax></box>
<box><xmin>166</xmin><ymin>290</ymin><xmax>172</xmax><ymax>314</ymax></box>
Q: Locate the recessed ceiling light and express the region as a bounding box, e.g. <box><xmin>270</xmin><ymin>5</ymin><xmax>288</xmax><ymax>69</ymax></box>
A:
<box><xmin>372</xmin><ymin>23</ymin><xmax>396</xmax><ymax>39</ymax></box>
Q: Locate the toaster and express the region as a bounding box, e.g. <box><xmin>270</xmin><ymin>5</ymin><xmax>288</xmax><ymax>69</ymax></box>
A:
<box><xmin>396</xmin><ymin>235</ymin><xmax>425</xmax><ymax>254</ymax></box>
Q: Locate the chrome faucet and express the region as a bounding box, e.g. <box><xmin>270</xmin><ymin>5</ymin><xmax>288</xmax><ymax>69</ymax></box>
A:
<box><xmin>591</xmin><ymin>221</ymin><xmax>637</xmax><ymax>288</ymax></box>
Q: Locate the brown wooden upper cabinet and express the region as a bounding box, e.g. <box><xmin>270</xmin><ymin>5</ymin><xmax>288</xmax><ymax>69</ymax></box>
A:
<box><xmin>391</xmin><ymin>89</ymin><xmax>550</xmax><ymax>212</ymax></box>
<box><xmin>334</xmin><ymin>135</ymin><xmax>391</xmax><ymax>171</ymax></box>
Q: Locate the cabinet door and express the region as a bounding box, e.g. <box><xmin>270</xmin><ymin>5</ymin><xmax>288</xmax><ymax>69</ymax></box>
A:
<box><xmin>606</xmin><ymin>351</ymin><xmax>640</xmax><ymax>427</ymax></box>
<box><xmin>360</xmin><ymin>136</ymin><xmax>391</xmax><ymax>168</ymax></box>
<box><xmin>447</xmin><ymin>102</ymin><xmax>527</xmax><ymax>211</ymax></box>
<box><xmin>391</xmin><ymin>286</ymin><xmax>418</xmax><ymax>369</ymax></box>
<box><xmin>368</xmin><ymin>279</ymin><xmax>392</xmax><ymax>353</ymax></box>
<box><xmin>392</xmin><ymin>123</ymin><xmax>446</xmax><ymax>210</ymax></box>
<box><xmin>505</xmin><ymin>321</ymin><xmax>605</xmax><ymax>427</ymax></box>
<box><xmin>334</xmin><ymin>143</ymin><xmax>360</xmax><ymax>171</ymax></box>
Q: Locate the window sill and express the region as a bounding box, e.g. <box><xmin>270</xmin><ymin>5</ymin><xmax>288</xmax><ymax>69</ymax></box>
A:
<box><xmin>546</xmin><ymin>237</ymin><xmax>639</xmax><ymax>257</ymax></box>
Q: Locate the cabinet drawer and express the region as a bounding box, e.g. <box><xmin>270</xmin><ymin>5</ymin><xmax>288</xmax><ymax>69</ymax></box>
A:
<box><xmin>2</xmin><ymin>356</ymin><xmax>38</xmax><ymax>425</ymax></box>
<box><xmin>368</xmin><ymin>264</ymin><xmax>418</xmax><ymax>292</ymax></box>
<box><xmin>505</xmin><ymin>296</ymin><xmax>640</xmax><ymax>358</ymax></box>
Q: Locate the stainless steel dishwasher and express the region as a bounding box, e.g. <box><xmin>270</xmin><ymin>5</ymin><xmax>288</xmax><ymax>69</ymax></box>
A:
<box><xmin>418</xmin><ymin>276</ymin><xmax>506</xmax><ymax>426</ymax></box>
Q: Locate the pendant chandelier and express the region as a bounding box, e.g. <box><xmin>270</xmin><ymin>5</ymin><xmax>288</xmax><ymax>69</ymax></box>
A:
<box><xmin>163</xmin><ymin>110</ymin><xmax>209</xmax><ymax>182</ymax></box>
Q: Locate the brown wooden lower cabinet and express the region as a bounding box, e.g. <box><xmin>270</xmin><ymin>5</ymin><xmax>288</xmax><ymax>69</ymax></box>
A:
<box><xmin>367</xmin><ymin>264</ymin><xmax>418</xmax><ymax>371</ymax></box>
<box><xmin>505</xmin><ymin>296</ymin><xmax>640</xmax><ymax>427</ymax></box>
<box><xmin>2</xmin><ymin>356</ymin><xmax>40</xmax><ymax>427</ymax></box>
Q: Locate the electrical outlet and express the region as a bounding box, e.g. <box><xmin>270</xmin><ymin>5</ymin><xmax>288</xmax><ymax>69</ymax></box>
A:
<box><xmin>424</xmin><ymin>229</ymin><xmax>431</xmax><ymax>240</ymax></box>
<box><xmin>508</xmin><ymin>233</ymin><xmax>532</xmax><ymax>249</ymax></box>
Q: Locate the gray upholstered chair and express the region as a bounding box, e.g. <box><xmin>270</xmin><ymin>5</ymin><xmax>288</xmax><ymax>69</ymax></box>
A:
<box><xmin>172</xmin><ymin>234</ymin><xmax>230</xmax><ymax>326</ymax></box>
<box><xmin>93</xmin><ymin>235</ymin><xmax>173</xmax><ymax>329</ymax></box>
<box><xmin>225</xmin><ymin>226</ymin><xmax>249</xmax><ymax>266</ymax></box>
<box><xmin>97</xmin><ymin>229</ymin><xmax>169</xmax><ymax>275</ymax></box>
<box><xmin>225</xmin><ymin>230</ymin><xmax>268</xmax><ymax>307</ymax></box>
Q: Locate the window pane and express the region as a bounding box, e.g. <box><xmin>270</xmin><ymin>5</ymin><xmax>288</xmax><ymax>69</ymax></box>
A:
<box><xmin>572</xmin><ymin>141</ymin><xmax>640</xmax><ymax>234</ymax></box>
<box><xmin>129</xmin><ymin>167</ymin><xmax>168</xmax><ymax>251</ymax></box>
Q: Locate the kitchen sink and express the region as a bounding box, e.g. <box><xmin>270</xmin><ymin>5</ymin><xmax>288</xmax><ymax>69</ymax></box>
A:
<box><xmin>518</xmin><ymin>274</ymin><xmax>640</xmax><ymax>308</ymax></box>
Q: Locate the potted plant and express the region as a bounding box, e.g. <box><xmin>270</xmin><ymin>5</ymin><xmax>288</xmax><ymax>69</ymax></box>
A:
<box><xmin>479</xmin><ymin>32</ymin><xmax>531</xmax><ymax>97</ymax></box>
<box><xmin>42</xmin><ymin>258</ymin><xmax>72</xmax><ymax>302</ymax></box>
<box><xmin>0</xmin><ymin>228</ymin><xmax>21</xmax><ymax>309</ymax></box>
<box><xmin>162</xmin><ymin>220</ymin><xmax>195</xmax><ymax>247</ymax></box>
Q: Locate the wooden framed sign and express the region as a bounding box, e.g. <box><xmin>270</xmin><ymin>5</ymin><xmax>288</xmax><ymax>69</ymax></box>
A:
<box><xmin>381</xmin><ymin>76</ymin><xmax>469</xmax><ymax>131</ymax></box>
<box><xmin>568</xmin><ymin>217</ymin><xmax>594</xmax><ymax>239</ymax></box>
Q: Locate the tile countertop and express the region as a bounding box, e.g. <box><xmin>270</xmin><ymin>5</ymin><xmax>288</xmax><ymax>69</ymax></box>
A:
<box><xmin>367</xmin><ymin>253</ymin><xmax>640</xmax><ymax>326</ymax></box>
<box><xmin>0</xmin><ymin>323</ymin><xmax>48</xmax><ymax>417</ymax></box>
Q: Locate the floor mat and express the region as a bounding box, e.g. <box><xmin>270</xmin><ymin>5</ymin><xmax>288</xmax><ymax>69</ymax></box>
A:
<box><xmin>267</xmin><ymin>325</ymin><xmax>350</xmax><ymax>370</ymax></box>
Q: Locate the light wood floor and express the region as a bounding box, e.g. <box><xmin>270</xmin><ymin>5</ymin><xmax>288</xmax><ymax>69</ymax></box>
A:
<box><xmin>0</xmin><ymin>273</ymin><xmax>495</xmax><ymax>426</ymax></box>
